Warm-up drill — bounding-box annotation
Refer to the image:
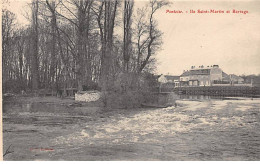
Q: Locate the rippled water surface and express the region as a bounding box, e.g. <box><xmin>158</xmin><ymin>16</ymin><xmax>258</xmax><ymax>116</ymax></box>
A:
<box><xmin>3</xmin><ymin>97</ymin><xmax>260</xmax><ymax>160</ymax></box>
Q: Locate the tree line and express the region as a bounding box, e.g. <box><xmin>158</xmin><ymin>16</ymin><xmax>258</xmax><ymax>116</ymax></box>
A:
<box><xmin>2</xmin><ymin>0</ymin><xmax>170</xmax><ymax>107</ymax></box>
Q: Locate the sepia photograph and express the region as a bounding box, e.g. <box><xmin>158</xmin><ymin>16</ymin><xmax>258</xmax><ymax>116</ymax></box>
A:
<box><xmin>1</xmin><ymin>0</ymin><xmax>260</xmax><ymax>161</ymax></box>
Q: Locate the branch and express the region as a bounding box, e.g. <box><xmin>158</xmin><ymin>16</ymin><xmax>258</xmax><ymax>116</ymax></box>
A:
<box><xmin>56</xmin><ymin>11</ymin><xmax>78</xmax><ymax>28</ymax></box>
<box><xmin>60</xmin><ymin>0</ymin><xmax>79</xmax><ymax>19</ymax></box>
<box><xmin>3</xmin><ymin>144</ymin><xmax>14</xmax><ymax>157</ymax></box>
<box><xmin>97</xmin><ymin>1</ymin><xmax>104</xmax><ymax>41</ymax></box>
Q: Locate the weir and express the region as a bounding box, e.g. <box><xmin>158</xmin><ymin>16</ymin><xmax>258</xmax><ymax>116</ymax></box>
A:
<box><xmin>174</xmin><ymin>86</ymin><xmax>260</xmax><ymax>97</ymax></box>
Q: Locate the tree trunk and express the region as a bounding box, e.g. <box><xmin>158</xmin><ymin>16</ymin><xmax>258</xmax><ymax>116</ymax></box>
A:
<box><xmin>31</xmin><ymin>0</ymin><xmax>40</xmax><ymax>92</ymax></box>
<box><xmin>123</xmin><ymin>0</ymin><xmax>133</xmax><ymax>72</ymax></box>
<box><xmin>50</xmin><ymin>0</ymin><xmax>57</xmax><ymax>91</ymax></box>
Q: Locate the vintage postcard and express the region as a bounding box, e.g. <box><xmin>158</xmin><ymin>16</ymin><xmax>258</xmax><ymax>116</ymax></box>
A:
<box><xmin>1</xmin><ymin>0</ymin><xmax>260</xmax><ymax>161</ymax></box>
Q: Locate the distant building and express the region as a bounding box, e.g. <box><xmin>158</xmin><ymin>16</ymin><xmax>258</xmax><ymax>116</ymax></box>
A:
<box><xmin>178</xmin><ymin>65</ymin><xmax>250</xmax><ymax>87</ymax></box>
<box><xmin>158</xmin><ymin>75</ymin><xmax>180</xmax><ymax>92</ymax></box>
<box><xmin>157</xmin><ymin>65</ymin><xmax>251</xmax><ymax>91</ymax></box>
<box><xmin>180</xmin><ymin>65</ymin><xmax>221</xmax><ymax>87</ymax></box>
<box><xmin>158</xmin><ymin>75</ymin><xmax>180</xmax><ymax>83</ymax></box>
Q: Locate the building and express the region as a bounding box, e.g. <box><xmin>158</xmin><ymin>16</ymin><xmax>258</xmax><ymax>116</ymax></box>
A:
<box><xmin>220</xmin><ymin>73</ymin><xmax>245</xmax><ymax>85</ymax></box>
<box><xmin>179</xmin><ymin>65</ymin><xmax>250</xmax><ymax>87</ymax></box>
<box><xmin>158</xmin><ymin>75</ymin><xmax>180</xmax><ymax>83</ymax></box>
<box><xmin>158</xmin><ymin>75</ymin><xmax>180</xmax><ymax>92</ymax></box>
<box><xmin>180</xmin><ymin>65</ymin><xmax>221</xmax><ymax>87</ymax></box>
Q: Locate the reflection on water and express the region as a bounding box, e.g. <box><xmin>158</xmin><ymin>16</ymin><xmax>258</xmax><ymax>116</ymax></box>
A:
<box><xmin>179</xmin><ymin>94</ymin><xmax>215</xmax><ymax>100</ymax></box>
<box><xmin>3</xmin><ymin>101</ymin><xmax>101</xmax><ymax>116</ymax></box>
<box><xmin>3</xmin><ymin>102</ymin><xmax>65</xmax><ymax>114</ymax></box>
<box><xmin>2</xmin><ymin>101</ymin><xmax>104</xmax><ymax>127</ymax></box>
<box><xmin>178</xmin><ymin>94</ymin><xmax>256</xmax><ymax>100</ymax></box>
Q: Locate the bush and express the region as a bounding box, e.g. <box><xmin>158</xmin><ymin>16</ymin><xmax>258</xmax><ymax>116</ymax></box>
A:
<box><xmin>82</xmin><ymin>81</ymin><xmax>101</xmax><ymax>91</ymax></box>
<box><xmin>100</xmin><ymin>72</ymin><xmax>160</xmax><ymax>109</ymax></box>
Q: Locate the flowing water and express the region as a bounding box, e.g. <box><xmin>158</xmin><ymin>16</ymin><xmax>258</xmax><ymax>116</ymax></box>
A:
<box><xmin>2</xmin><ymin>96</ymin><xmax>260</xmax><ymax>160</ymax></box>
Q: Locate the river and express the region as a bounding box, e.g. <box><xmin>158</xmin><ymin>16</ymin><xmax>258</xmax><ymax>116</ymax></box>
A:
<box><xmin>2</xmin><ymin>96</ymin><xmax>260</xmax><ymax>160</ymax></box>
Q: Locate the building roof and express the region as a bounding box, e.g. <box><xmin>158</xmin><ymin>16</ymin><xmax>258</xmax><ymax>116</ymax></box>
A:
<box><xmin>180</xmin><ymin>69</ymin><xmax>210</xmax><ymax>76</ymax></box>
<box><xmin>222</xmin><ymin>72</ymin><xmax>244</xmax><ymax>81</ymax></box>
<box><xmin>180</xmin><ymin>71</ymin><xmax>191</xmax><ymax>76</ymax></box>
<box><xmin>222</xmin><ymin>71</ymin><xmax>229</xmax><ymax>77</ymax></box>
<box><xmin>164</xmin><ymin>75</ymin><xmax>180</xmax><ymax>81</ymax></box>
<box><xmin>222</xmin><ymin>72</ymin><xmax>231</xmax><ymax>81</ymax></box>
<box><xmin>230</xmin><ymin>74</ymin><xmax>244</xmax><ymax>81</ymax></box>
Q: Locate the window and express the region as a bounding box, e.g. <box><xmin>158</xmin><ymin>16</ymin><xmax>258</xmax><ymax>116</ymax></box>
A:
<box><xmin>194</xmin><ymin>81</ymin><xmax>198</xmax><ymax>86</ymax></box>
<box><xmin>189</xmin><ymin>81</ymin><xmax>192</xmax><ymax>86</ymax></box>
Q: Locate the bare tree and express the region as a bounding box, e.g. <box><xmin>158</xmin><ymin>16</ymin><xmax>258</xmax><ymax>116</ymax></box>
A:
<box><xmin>2</xmin><ymin>0</ymin><xmax>167</xmax><ymax>107</ymax></box>
<box><xmin>2</xmin><ymin>9</ymin><xmax>16</xmax><ymax>83</ymax></box>
<box><xmin>30</xmin><ymin>0</ymin><xmax>40</xmax><ymax>91</ymax></box>
<box><xmin>138</xmin><ymin>0</ymin><xmax>170</xmax><ymax>73</ymax></box>
<box><xmin>48</xmin><ymin>0</ymin><xmax>57</xmax><ymax>92</ymax></box>
<box><xmin>16</xmin><ymin>29</ymin><xmax>26</xmax><ymax>80</ymax></box>
<box><xmin>123</xmin><ymin>0</ymin><xmax>134</xmax><ymax>72</ymax></box>
<box><xmin>135</xmin><ymin>7</ymin><xmax>148</xmax><ymax>72</ymax></box>
<box><xmin>95</xmin><ymin>0</ymin><xmax>119</xmax><ymax>105</ymax></box>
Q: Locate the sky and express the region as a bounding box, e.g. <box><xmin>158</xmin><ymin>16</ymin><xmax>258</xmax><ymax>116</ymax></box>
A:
<box><xmin>154</xmin><ymin>0</ymin><xmax>260</xmax><ymax>76</ymax></box>
<box><xmin>3</xmin><ymin>0</ymin><xmax>260</xmax><ymax>76</ymax></box>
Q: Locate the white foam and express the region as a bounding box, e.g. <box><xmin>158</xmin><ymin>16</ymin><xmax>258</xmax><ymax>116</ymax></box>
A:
<box><xmin>51</xmin><ymin>99</ymin><xmax>260</xmax><ymax>146</ymax></box>
<box><xmin>176</xmin><ymin>100</ymin><xmax>210</xmax><ymax>111</ymax></box>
